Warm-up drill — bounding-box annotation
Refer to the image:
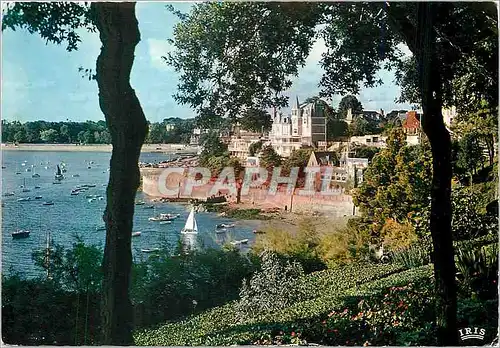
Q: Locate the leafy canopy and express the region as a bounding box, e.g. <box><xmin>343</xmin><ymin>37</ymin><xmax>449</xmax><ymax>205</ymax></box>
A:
<box><xmin>166</xmin><ymin>2</ymin><xmax>320</xmax><ymax>126</ymax></box>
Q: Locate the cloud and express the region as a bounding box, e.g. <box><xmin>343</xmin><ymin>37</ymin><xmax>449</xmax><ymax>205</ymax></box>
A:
<box><xmin>147</xmin><ymin>38</ymin><xmax>172</xmax><ymax>71</ymax></box>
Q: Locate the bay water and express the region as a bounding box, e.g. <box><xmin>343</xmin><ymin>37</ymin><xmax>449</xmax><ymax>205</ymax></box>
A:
<box><xmin>1</xmin><ymin>150</ymin><xmax>259</xmax><ymax>278</ymax></box>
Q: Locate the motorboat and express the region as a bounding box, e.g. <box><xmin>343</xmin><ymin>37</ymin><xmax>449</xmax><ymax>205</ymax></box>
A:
<box><xmin>96</xmin><ymin>226</ymin><xmax>106</xmax><ymax>231</ymax></box>
<box><xmin>148</xmin><ymin>213</ymin><xmax>177</xmax><ymax>222</ymax></box>
<box><xmin>141</xmin><ymin>248</ymin><xmax>160</xmax><ymax>253</ymax></box>
<box><xmin>253</xmin><ymin>230</ymin><xmax>266</xmax><ymax>234</ymax></box>
<box><xmin>34</xmin><ymin>196</ymin><xmax>43</xmax><ymax>200</ymax></box>
<box><xmin>135</xmin><ymin>201</ymin><xmax>145</xmax><ymax>206</ymax></box>
<box><xmin>43</xmin><ymin>201</ymin><xmax>54</xmax><ymax>206</ymax></box>
<box><xmin>3</xmin><ymin>192</ymin><xmax>15</xmax><ymax>197</ymax></box>
<box><xmin>159</xmin><ymin>221</ymin><xmax>171</xmax><ymax>225</ymax></box>
<box><xmin>12</xmin><ymin>230</ymin><xmax>30</xmax><ymax>239</ymax></box>
<box><xmin>17</xmin><ymin>197</ymin><xmax>31</xmax><ymax>202</ymax></box>
<box><xmin>132</xmin><ymin>231</ymin><xmax>142</xmax><ymax>237</ymax></box>
<box><xmin>35</xmin><ymin>186</ymin><xmax>41</xmax><ymax>189</ymax></box>
<box><xmin>230</xmin><ymin>239</ymin><xmax>249</xmax><ymax>246</ymax></box>
<box><xmin>72</xmin><ymin>174</ymin><xmax>80</xmax><ymax>178</ymax></box>
<box><xmin>216</xmin><ymin>223</ymin><xmax>235</xmax><ymax>229</ymax></box>
<box><xmin>144</xmin><ymin>205</ymin><xmax>155</xmax><ymax>209</ymax></box>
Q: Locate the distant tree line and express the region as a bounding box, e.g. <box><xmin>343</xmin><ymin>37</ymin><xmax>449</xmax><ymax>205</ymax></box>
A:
<box><xmin>145</xmin><ymin>117</ymin><xmax>195</xmax><ymax>144</ymax></box>
<box><xmin>1</xmin><ymin>120</ymin><xmax>111</xmax><ymax>144</ymax></box>
<box><xmin>1</xmin><ymin>118</ymin><xmax>196</xmax><ymax>145</ymax></box>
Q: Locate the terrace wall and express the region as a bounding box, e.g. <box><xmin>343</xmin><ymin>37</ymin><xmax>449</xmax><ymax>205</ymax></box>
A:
<box><xmin>141</xmin><ymin>168</ymin><xmax>355</xmax><ymax>216</ymax></box>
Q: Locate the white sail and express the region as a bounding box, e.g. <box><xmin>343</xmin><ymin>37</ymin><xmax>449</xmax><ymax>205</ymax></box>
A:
<box><xmin>181</xmin><ymin>207</ymin><xmax>198</xmax><ymax>234</ymax></box>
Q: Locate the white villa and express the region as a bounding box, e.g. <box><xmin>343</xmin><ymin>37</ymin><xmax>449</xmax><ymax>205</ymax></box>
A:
<box><xmin>268</xmin><ymin>97</ymin><xmax>327</xmax><ymax>157</ymax></box>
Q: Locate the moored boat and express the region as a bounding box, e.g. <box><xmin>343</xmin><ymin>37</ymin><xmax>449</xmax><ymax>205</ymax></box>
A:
<box><xmin>141</xmin><ymin>248</ymin><xmax>160</xmax><ymax>253</ymax></box>
<box><xmin>17</xmin><ymin>197</ymin><xmax>31</xmax><ymax>202</ymax></box>
<box><xmin>43</xmin><ymin>201</ymin><xmax>54</xmax><ymax>206</ymax></box>
<box><xmin>132</xmin><ymin>231</ymin><xmax>142</xmax><ymax>237</ymax></box>
<box><xmin>216</xmin><ymin>223</ymin><xmax>235</xmax><ymax>229</ymax></box>
<box><xmin>54</xmin><ymin>165</ymin><xmax>64</xmax><ymax>181</ymax></box>
<box><xmin>230</xmin><ymin>239</ymin><xmax>249</xmax><ymax>246</ymax></box>
<box><xmin>181</xmin><ymin>207</ymin><xmax>198</xmax><ymax>235</ymax></box>
<box><xmin>12</xmin><ymin>230</ymin><xmax>30</xmax><ymax>239</ymax></box>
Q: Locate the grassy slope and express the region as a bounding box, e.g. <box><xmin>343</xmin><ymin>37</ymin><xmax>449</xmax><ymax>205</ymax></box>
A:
<box><xmin>134</xmin><ymin>263</ymin><xmax>433</xmax><ymax>346</ymax></box>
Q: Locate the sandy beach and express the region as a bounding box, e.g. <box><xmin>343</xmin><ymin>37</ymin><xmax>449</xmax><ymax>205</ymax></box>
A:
<box><xmin>1</xmin><ymin>143</ymin><xmax>199</xmax><ymax>153</ymax></box>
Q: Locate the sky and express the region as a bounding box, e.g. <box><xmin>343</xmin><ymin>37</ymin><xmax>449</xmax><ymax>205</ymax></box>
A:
<box><xmin>2</xmin><ymin>2</ymin><xmax>412</xmax><ymax>123</ymax></box>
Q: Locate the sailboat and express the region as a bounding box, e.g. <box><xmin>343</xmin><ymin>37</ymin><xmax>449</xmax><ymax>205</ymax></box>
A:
<box><xmin>181</xmin><ymin>207</ymin><xmax>198</xmax><ymax>234</ymax></box>
<box><xmin>54</xmin><ymin>165</ymin><xmax>64</xmax><ymax>181</ymax></box>
<box><xmin>21</xmin><ymin>178</ymin><xmax>31</xmax><ymax>192</ymax></box>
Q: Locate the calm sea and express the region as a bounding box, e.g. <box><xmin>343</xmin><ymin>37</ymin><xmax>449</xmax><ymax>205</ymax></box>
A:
<box><xmin>1</xmin><ymin>150</ymin><xmax>259</xmax><ymax>278</ymax></box>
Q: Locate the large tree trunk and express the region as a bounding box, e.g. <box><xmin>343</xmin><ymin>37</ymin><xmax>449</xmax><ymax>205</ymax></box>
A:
<box><xmin>415</xmin><ymin>3</ymin><xmax>457</xmax><ymax>345</ymax></box>
<box><xmin>92</xmin><ymin>2</ymin><xmax>148</xmax><ymax>344</ymax></box>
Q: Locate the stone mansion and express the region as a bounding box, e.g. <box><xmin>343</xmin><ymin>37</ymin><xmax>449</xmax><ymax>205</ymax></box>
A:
<box><xmin>268</xmin><ymin>97</ymin><xmax>327</xmax><ymax>157</ymax></box>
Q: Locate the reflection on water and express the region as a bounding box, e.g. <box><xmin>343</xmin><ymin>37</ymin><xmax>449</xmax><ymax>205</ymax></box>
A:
<box><xmin>181</xmin><ymin>233</ymin><xmax>199</xmax><ymax>253</ymax></box>
<box><xmin>2</xmin><ymin>151</ymin><xmax>260</xmax><ymax>278</ymax></box>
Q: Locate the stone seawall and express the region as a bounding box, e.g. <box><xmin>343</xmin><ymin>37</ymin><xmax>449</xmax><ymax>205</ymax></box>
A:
<box><xmin>141</xmin><ymin>168</ymin><xmax>355</xmax><ymax>216</ymax></box>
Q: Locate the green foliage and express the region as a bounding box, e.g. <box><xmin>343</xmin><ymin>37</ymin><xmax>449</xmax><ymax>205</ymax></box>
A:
<box><xmin>380</xmin><ymin>219</ymin><xmax>418</xmax><ymax>252</ymax></box>
<box><xmin>451</xmin><ymin>186</ymin><xmax>498</xmax><ymax>240</ymax></box>
<box><xmin>318</xmin><ymin>281</ymin><xmax>437</xmax><ymax>346</ymax></box>
<box><xmin>167</xmin><ymin>2</ymin><xmax>320</xmax><ymax>124</ymax></box>
<box><xmin>253</xmin><ymin>218</ymin><xmax>326</xmax><ymax>273</ymax></box>
<box><xmin>2</xmin><ymin>2</ymin><xmax>93</xmax><ymax>52</ymax></box>
<box><xmin>317</xmin><ymin>223</ymin><xmax>373</xmax><ymax>266</ymax></box>
<box><xmin>133</xmin><ymin>264</ymin><xmax>432</xmax><ymax>346</ymax></box>
<box><xmin>4</xmin><ymin>241</ymin><xmax>258</xmax><ymax>344</ymax></box>
<box><xmin>131</xmin><ymin>248</ymin><xmax>257</xmax><ymax>328</ymax></box>
<box><xmin>455</xmin><ymin>243</ymin><xmax>498</xmax><ymax>300</ymax></box>
<box><xmin>452</xmin><ymin>105</ymin><xmax>498</xmax><ymax>165</ymax></box>
<box><xmin>254</xmin><ymin>217</ymin><xmax>375</xmax><ymax>269</ymax></box>
<box><xmin>39</xmin><ymin>128</ymin><xmax>59</xmax><ymax>143</ymax></box>
<box><xmin>199</xmin><ymin>131</ymin><xmax>229</xmax><ymax>170</ymax></box>
<box><xmin>32</xmin><ymin>237</ymin><xmax>103</xmax><ymax>292</ymax></box>
<box><xmin>2</xmin><ymin>275</ymin><xmax>102</xmax><ymax>345</ymax></box>
<box><xmin>239</xmin><ymin>108</ymin><xmax>272</xmax><ymax>133</ymax></box>
<box><xmin>454</xmin><ymin>133</ymin><xmax>485</xmax><ymax>182</ymax></box>
<box><xmin>353</xmin><ymin>128</ymin><xmax>432</xmax><ymax>236</ymax></box>
<box><xmin>248</xmin><ymin>140</ymin><xmax>264</xmax><ymax>156</ymax></box>
<box><xmin>327</xmin><ymin>119</ymin><xmax>349</xmax><ymax>139</ymax></box>
<box><xmin>337</xmin><ymin>95</ymin><xmax>363</xmax><ymax>119</ymax></box>
<box><xmin>389</xmin><ymin>243</ymin><xmax>432</xmax><ymax>269</ymax></box>
<box><xmin>352</xmin><ymin>144</ymin><xmax>380</xmax><ymax>162</ymax></box>
<box><xmin>1</xmin><ymin>120</ymin><xmax>114</xmax><ymax>144</ymax></box>
<box><xmin>457</xmin><ymin>298</ymin><xmax>499</xmax><ymax>343</ymax></box>
<box><xmin>235</xmin><ymin>251</ymin><xmax>307</xmax><ymax>320</ymax></box>
<box><xmin>259</xmin><ymin>145</ymin><xmax>282</xmax><ymax>170</ymax></box>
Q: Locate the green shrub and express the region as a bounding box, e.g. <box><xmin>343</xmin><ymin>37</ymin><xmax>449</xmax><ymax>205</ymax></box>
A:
<box><xmin>380</xmin><ymin>219</ymin><xmax>418</xmax><ymax>252</ymax></box>
<box><xmin>318</xmin><ymin>224</ymin><xmax>372</xmax><ymax>266</ymax></box>
<box><xmin>253</xmin><ymin>218</ymin><xmax>327</xmax><ymax>272</ymax></box>
<box><xmin>131</xmin><ymin>248</ymin><xmax>257</xmax><ymax>327</ymax></box>
<box><xmin>457</xmin><ymin>297</ymin><xmax>499</xmax><ymax>343</ymax></box>
<box><xmin>133</xmin><ymin>264</ymin><xmax>429</xmax><ymax>346</ymax></box>
<box><xmin>455</xmin><ymin>243</ymin><xmax>498</xmax><ymax>300</ymax></box>
<box><xmin>389</xmin><ymin>243</ymin><xmax>432</xmax><ymax>269</ymax></box>
<box><xmin>452</xmin><ymin>186</ymin><xmax>498</xmax><ymax>240</ymax></box>
<box><xmin>2</xmin><ymin>274</ymin><xmax>101</xmax><ymax>345</ymax></box>
<box><xmin>235</xmin><ymin>251</ymin><xmax>308</xmax><ymax>320</ymax></box>
<box><xmin>314</xmin><ymin>280</ymin><xmax>437</xmax><ymax>346</ymax></box>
